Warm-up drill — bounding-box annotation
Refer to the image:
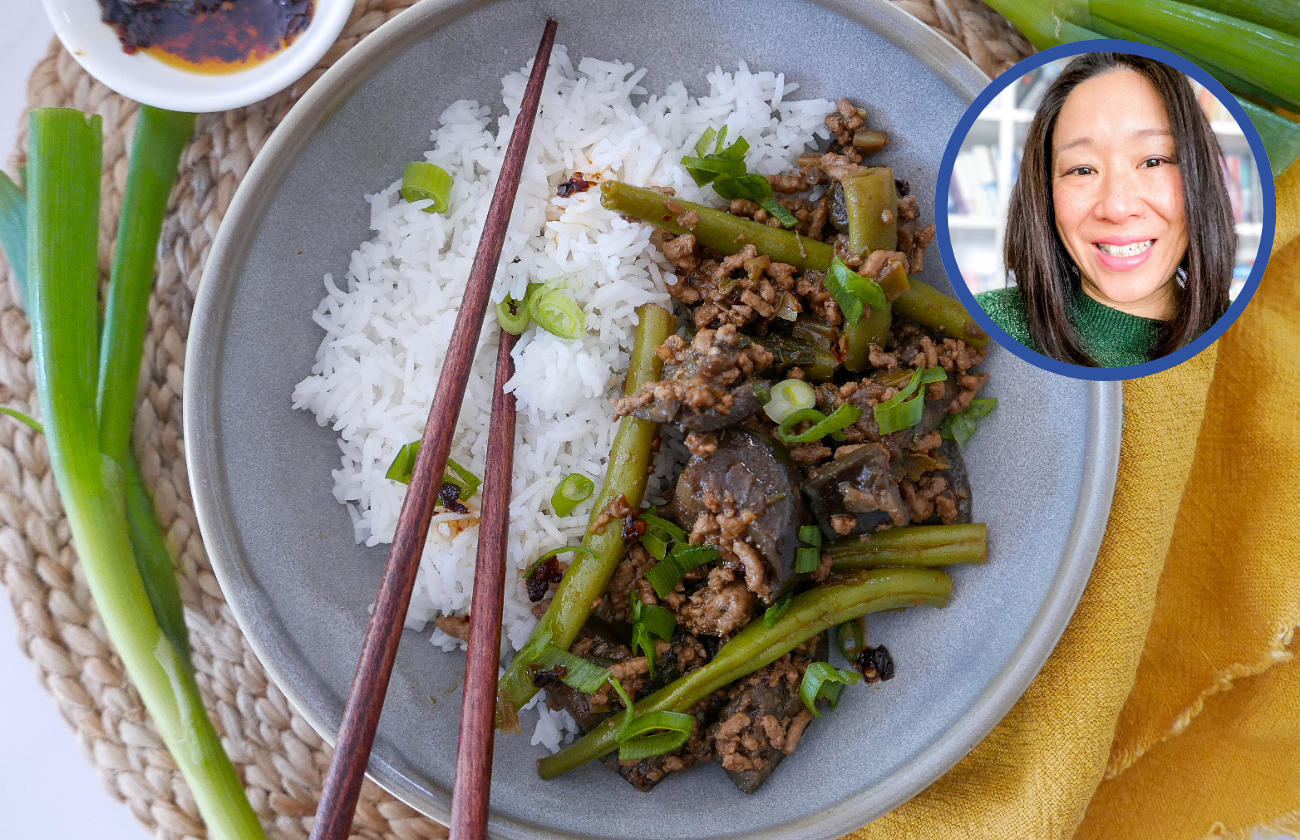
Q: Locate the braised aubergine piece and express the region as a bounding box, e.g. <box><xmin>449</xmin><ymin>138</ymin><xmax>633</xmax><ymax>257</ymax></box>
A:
<box><xmin>803</xmin><ymin>442</ymin><xmax>908</xmax><ymax>537</ymax></box>
<box><xmin>674</xmin><ymin>428</ymin><xmax>812</xmax><ymax>603</ymax></box>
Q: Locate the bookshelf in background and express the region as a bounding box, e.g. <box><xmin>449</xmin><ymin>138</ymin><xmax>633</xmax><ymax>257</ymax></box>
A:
<box><xmin>948</xmin><ymin>68</ymin><xmax>1264</xmax><ymax>298</ymax></box>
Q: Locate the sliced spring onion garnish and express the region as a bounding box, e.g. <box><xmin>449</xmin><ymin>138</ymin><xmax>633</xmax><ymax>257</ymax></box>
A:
<box><xmin>401</xmin><ymin>161</ymin><xmax>454</xmax><ymax>213</ymax></box>
<box><xmin>795</xmin><ymin>523</ymin><xmax>824</xmax><ymax>574</ymax></box>
<box><xmin>873</xmin><ymin>366</ymin><xmax>946</xmax><ymax>435</ymax></box>
<box><xmin>496</xmin><ymin>295</ymin><xmax>531</xmax><ymax>335</ymax></box>
<box><xmin>762</xmin><ymin>377</ymin><xmax>816</xmax><ymax>423</ymax></box>
<box><xmin>940</xmin><ymin>397</ymin><xmax>998</xmax><ymax>447</ymax></box>
<box><xmin>646</xmin><ymin>543</ymin><xmax>720</xmax><ymax>598</ymax></box>
<box><xmin>551</xmin><ymin>472</ymin><xmax>595</xmax><ymax>516</ymax></box>
<box><xmin>524</xmin><ymin>545</ymin><xmax>597</xmax><ymax>579</ymax></box>
<box><xmin>631</xmin><ymin>600</ymin><xmax>677</xmax><ymax>677</ymax></box>
<box><xmin>615</xmin><ymin>710</ymin><xmax>696</xmax><ymax>762</ymax></box>
<box><xmin>760</xmin><ymin>197</ymin><xmax>799</xmax><ymax>228</ymax></box>
<box><xmin>776</xmin><ymin>402</ymin><xmax>864</xmax><ymax>444</ymax></box>
<box><xmin>641</xmin><ymin>531</ymin><xmax>669</xmax><ymax>562</ymax></box>
<box><xmin>533</xmin><ymin>643</ymin><xmax>614</xmax><ymax>694</ymax></box>
<box><xmin>385</xmin><ymin>442</ymin><xmax>481</xmax><ymax>499</ymax></box>
<box><xmin>763</xmin><ymin>591</ymin><xmax>793</xmax><ymax>627</ymax></box>
<box><xmin>640</xmin><ymin>511</ymin><xmax>688</xmax><ymax>544</ymax></box>
<box><xmin>836</xmin><ymin>617</ymin><xmax>868</xmax><ymax>661</ymax></box>
<box><xmin>825</xmin><ymin>257</ymin><xmax>888</xmax><ymax>327</ymax></box>
<box><xmin>799</xmin><ymin>661</ymin><xmax>863</xmax><ymax>718</ymax></box>
<box><xmin>528</xmin><ymin>285</ymin><xmax>587</xmax><ymax>340</ymax></box>
<box><xmin>751</xmin><ymin>381</ymin><xmax>772</xmax><ymax>405</ymax></box>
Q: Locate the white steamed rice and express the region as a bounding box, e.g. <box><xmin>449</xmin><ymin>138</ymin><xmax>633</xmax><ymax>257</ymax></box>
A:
<box><xmin>291</xmin><ymin>46</ymin><xmax>832</xmax><ymax>750</ymax></box>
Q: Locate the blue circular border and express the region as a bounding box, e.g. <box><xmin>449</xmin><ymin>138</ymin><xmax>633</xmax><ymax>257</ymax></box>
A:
<box><xmin>936</xmin><ymin>39</ymin><xmax>1277</xmax><ymax>381</ymax></box>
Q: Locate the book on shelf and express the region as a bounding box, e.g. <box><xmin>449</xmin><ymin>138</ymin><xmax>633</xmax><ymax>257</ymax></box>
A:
<box><xmin>949</xmin><ymin>144</ymin><xmax>999</xmax><ymax>218</ymax></box>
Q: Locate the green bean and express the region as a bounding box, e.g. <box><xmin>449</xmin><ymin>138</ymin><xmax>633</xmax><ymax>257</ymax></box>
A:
<box><xmin>496</xmin><ymin>303</ymin><xmax>676</xmax><ymax>727</ymax></box>
<box><xmin>605</xmin><ymin>181</ymin><xmax>988</xmax><ymax>347</ymax></box>
<box><xmin>893</xmin><ymin>277</ymin><xmax>990</xmax><ymax>349</ymax></box>
<box><xmin>842</xmin><ymin>167</ymin><xmax>898</xmax><ymax>256</ymax></box>
<box><xmin>537</xmin><ymin>567</ymin><xmax>952</xmax><ymax>777</ymax></box>
<box><xmin>826</xmin><ymin>524</ymin><xmax>987</xmax><ymax>571</ymax></box>
<box><xmin>601</xmin><ymin>181</ymin><xmax>834</xmax><ymax>271</ymax></box>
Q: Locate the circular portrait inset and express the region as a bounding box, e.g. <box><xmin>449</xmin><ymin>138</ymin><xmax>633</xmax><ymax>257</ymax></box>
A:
<box><xmin>939</xmin><ymin>42</ymin><xmax>1275</xmax><ymax>379</ymax></box>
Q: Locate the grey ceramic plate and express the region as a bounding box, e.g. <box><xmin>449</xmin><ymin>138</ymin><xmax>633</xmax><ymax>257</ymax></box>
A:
<box><xmin>185</xmin><ymin>2</ymin><xmax>1122</xmax><ymax>838</ymax></box>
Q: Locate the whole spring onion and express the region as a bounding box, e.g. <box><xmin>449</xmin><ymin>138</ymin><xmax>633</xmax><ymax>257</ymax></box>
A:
<box><xmin>616</xmin><ymin>710</ymin><xmax>696</xmax><ymax>762</ymax></box>
<box><xmin>941</xmin><ymin>397</ymin><xmax>998</xmax><ymax>447</ymax></box>
<box><xmin>401</xmin><ymin>161</ymin><xmax>454</xmax><ymax>213</ymax></box>
<box><xmin>799</xmin><ymin>662</ymin><xmax>863</xmax><ymax>718</ymax></box>
<box><xmin>646</xmin><ymin>543</ymin><xmax>720</xmax><ymax>598</ymax></box>
<box><xmin>762</xmin><ymin>378</ymin><xmax>816</xmax><ymax>423</ymax></box>
<box><xmin>776</xmin><ymin>403</ymin><xmax>864</xmax><ymax>444</ymax></box>
<box><xmin>795</xmin><ymin>524</ymin><xmax>823</xmax><ymax>574</ymax></box>
<box><xmin>631</xmin><ymin>600</ymin><xmax>677</xmax><ymax>677</ymax></box>
<box><xmin>825</xmin><ymin>256</ymin><xmax>887</xmax><ymax>327</ymax></box>
<box><xmin>873</xmin><ymin>367</ymin><xmax>946</xmax><ymax>435</ymax></box>
<box><xmin>551</xmin><ymin>472</ymin><xmax>595</xmax><ymax>516</ymax></box>
<box><xmin>22</xmin><ymin>107</ymin><xmax>264</xmax><ymax>840</ymax></box>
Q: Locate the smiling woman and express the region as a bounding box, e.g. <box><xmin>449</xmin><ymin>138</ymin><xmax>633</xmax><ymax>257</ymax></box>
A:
<box><xmin>977</xmin><ymin>52</ymin><xmax>1236</xmax><ymax>367</ymax></box>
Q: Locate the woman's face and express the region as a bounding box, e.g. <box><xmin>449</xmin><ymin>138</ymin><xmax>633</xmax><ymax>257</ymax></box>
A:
<box><xmin>1051</xmin><ymin>69</ymin><xmax>1188</xmax><ymax>320</ymax></box>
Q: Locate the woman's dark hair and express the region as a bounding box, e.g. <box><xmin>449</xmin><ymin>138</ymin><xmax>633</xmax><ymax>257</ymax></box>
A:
<box><xmin>1004</xmin><ymin>53</ymin><xmax>1235</xmax><ymax>365</ymax></box>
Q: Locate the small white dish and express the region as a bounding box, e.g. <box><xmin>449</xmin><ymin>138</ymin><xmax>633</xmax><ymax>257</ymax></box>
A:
<box><xmin>42</xmin><ymin>0</ymin><xmax>355</xmax><ymax>113</ymax></box>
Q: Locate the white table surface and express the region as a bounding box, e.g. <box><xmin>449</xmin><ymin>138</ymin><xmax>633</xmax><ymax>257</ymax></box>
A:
<box><xmin>0</xmin><ymin>7</ymin><xmax>150</xmax><ymax>838</ymax></box>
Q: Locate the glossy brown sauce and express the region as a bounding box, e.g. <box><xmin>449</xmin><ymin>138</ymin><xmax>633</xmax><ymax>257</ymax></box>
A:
<box><xmin>100</xmin><ymin>0</ymin><xmax>314</xmax><ymax>74</ymax></box>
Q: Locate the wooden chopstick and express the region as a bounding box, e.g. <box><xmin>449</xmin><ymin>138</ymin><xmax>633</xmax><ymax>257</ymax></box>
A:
<box><xmin>307</xmin><ymin>20</ymin><xmax>557</xmax><ymax>840</ymax></box>
<box><xmin>449</xmin><ymin>329</ymin><xmax>518</xmax><ymax>840</ymax></box>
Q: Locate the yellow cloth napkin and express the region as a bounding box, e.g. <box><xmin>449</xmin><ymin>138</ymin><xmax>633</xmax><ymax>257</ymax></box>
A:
<box><xmin>847</xmin><ymin>165</ymin><xmax>1300</xmax><ymax>840</ymax></box>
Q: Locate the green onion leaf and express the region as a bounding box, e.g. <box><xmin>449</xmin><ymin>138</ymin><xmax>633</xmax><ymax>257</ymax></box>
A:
<box><xmin>385</xmin><ymin>442</ymin><xmax>481</xmax><ymax>499</ymax></box>
<box><xmin>528</xmin><ymin>285</ymin><xmax>587</xmax><ymax>340</ymax></box>
<box><xmin>646</xmin><ymin>543</ymin><xmax>720</xmax><ymax>598</ymax></box>
<box><xmin>524</xmin><ymin>545</ymin><xmax>598</xmax><ymax>579</ymax></box>
<box><xmin>609</xmin><ymin>676</ymin><xmax>636</xmax><ymax>737</ymax></box>
<box><xmin>752</xmin><ymin>381</ymin><xmax>772</xmax><ymax>405</ymax></box>
<box><xmin>0</xmin><ymin>405</ymin><xmax>43</xmax><ymax>433</ymax></box>
<box><xmin>825</xmin><ymin>257</ymin><xmax>888</xmax><ymax>327</ymax></box>
<box><xmin>497</xmin><ymin>295</ymin><xmax>531</xmax><ymax>334</ymax></box>
<box><xmin>799</xmin><ymin>661</ymin><xmax>863</xmax><ymax>718</ymax></box>
<box><xmin>641</xmin><ymin>531</ymin><xmax>669</xmax><ymax>562</ymax></box>
<box><xmin>940</xmin><ymin>397</ymin><xmax>998</xmax><ymax>447</ymax></box>
<box><xmin>776</xmin><ymin>403</ymin><xmax>864</xmax><ymax>444</ymax></box>
<box><xmin>632</xmin><ymin>600</ymin><xmax>677</xmax><ymax>677</ymax></box>
<box><xmin>836</xmin><ymin>617</ymin><xmax>868</xmax><ymax>661</ymax></box>
<box><xmin>873</xmin><ymin>367</ymin><xmax>946</xmax><ymax>435</ymax></box>
<box><xmin>0</xmin><ymin>170</ymin><xmax>28</xmax><ymax>308</ymax></box>
<box><xmin>764</xmin><ymin>591</ymin><xmax>794</xmax><ymax>627</ymax></box>
<box><xmin>616</xmin><ymin>710</ymin><xmax>696</xmax><ymax>762</ymax></box>
<box><xmin>760</xmin><ymin>197</ymin><xmax>799</xmax><ymax>228</ymax></box>
<box><xmin>640</xmin><ymin>512</ymin><xmax>688</xmax><ymax>544</ymax></box>
<box><xmin>762</xmin><ymin>377</ymin><xmax>816</xmax><ymax>424</ymax></box>
<box><xmin>798</xmin><ymin>524</ymin><xmax>823</xmax><ymax>548</ymax></box>
<box><xmin>533</xmin><ymin>644</ymin><xmax>614</xmax><ymax>694</ymax></box>
<box><xmin>695</xmin><ymin>127</ymin><xmax>718</xmax><ymax>157</ymax></box>
<box><xmin>796</xmin><ymin>546</ymin><xmax>822</xmax><ymax>574</ymax></box>
<box><xmin>551</xmin><ymin>472</ymin><xmax>595</xmax><ymax>516</ymax></box>
<box><xmin>401</xmin><ymin>161</ymin><xmax>454</xmax><ymax>213</ymax></box>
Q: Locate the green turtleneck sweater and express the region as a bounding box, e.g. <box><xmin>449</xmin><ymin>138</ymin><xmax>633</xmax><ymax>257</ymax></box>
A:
<box><xmin>975</xmin><ymin>286</ymin><xmax>1161</xmax><ymax>368</ymax></box>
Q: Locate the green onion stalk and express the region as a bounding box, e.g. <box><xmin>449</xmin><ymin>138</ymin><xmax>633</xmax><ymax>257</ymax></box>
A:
<box><xmin>21</xmin><ymin>108</ymin><xmax>264</xmax><ymax>840</ymax></box>
<box><xmin>981</xmin><ymin>0</ymin><xmax>1300</xmax><ymax>174</ymax></box>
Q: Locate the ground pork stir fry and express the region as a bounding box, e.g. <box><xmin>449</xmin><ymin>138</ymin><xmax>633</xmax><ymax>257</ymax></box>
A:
<box><xmin>517</xmin><ymin>100</ymin><xmax>991</xmax><ymax>794</ymax></box>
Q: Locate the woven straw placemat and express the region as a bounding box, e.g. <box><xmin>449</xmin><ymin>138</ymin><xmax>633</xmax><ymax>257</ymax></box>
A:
<box><xmin>0</xmin><ymin>2</ymin><xmax>1030</xmax><ymax>837</ymax></box>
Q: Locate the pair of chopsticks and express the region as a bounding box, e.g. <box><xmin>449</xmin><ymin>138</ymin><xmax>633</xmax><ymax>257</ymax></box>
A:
<box><xmin>308</xmin><ymin>20</ymin><xmax>558</xmax><ymax>840</ymax></box>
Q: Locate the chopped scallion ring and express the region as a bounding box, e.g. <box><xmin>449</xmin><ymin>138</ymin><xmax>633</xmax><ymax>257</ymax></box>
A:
<box><xmin>551</xmin><ymin>472</ymin><xmax>595</xmax><ymax>516</ymax></box>
<box><xmin>776</xmin><ymin>402</ymin><xmax>864</xmax><ymax>444</ymax></box>
<box><xmin>940</xmin><ymin>397</ymin><xmax>998</xmax><ymax>447</ymax></box>
<box><xmin>825</xmin><ymin>257</ymin><xmax>888</xmax><ymax>327</ymax></box>
<box><xmin>640</xmin><ymin>512</ymin><xmax>687</xmax><ymax>544</ymax></box>
<box><xmin>646</xmin><ymin>543</ymin><xmax>719</xmax><ymax>598</ymax></box>
<box><xmin>798</xmin><ymin>524</ymin><xmax>823</xmax><ymax>547</ymax></box>
<box><xmin>760</xmin><ymin>197</ymin><xmax>799</xmax><ymax>228</ymax></box>
<box><xmin>384</xmin><ymin>442</ymin><xmax>480</xmax><ymax>498</ymax></box>
<box><xmin>533</xmin><ymin>644</ymin><xmax>612</xmax><ymax>694</ymax></box>
<box><xmin>496</xmin><ymin>296</ymin><xmax>531</xmax><ymax>335</ymax></box>
<box><xmin>401</xmin><ymin>161</ymin><xmax>453</xmax><ymax>213</ymax></box>
<box><xmin>763</xmin><ymin>378</ymin><xmax>816</xmax><ymax>423</ymax></box>
<box><xmin>796</xmin><ymin>546</ymin><xmax>822</xmax><ymax>574</ymax></box>
<box><xmin>799</xmin><ymin>662</ymin><xmax>863</xmax><ymax>718</ymax></box>
<box><xmin>616</xmin><ymin>710</ymin><xmax>696</xmax><ymax>762</ymax></box>
<box><xmin>528</xmin><ymin>285</ymin><xmax>587</xmax><ymax>340</ymax></box>
<box><xmin>836</xmin><ymin>617</ymin><xmax>868</xmax><ymax>662</ymax></box>
<box><xmin>631</xmin><ymin>601</ymin><xmax>677</xmax><ymax>677</ymax></box>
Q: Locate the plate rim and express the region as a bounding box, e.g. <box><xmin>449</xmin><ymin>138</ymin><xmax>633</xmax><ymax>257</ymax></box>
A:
<box><xmin>185</xmin><ymin>1</ymin><xmax>1123</xmax><ymax>837</ymax></box>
